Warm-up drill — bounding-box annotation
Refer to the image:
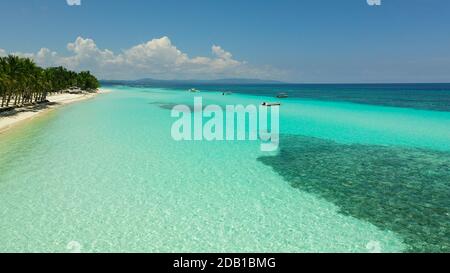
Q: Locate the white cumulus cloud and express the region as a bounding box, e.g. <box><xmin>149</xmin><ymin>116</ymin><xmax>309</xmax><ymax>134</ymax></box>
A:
<box><xmin>1</xmin><ymin>36</ymin><xmax>286</xmax><ymax>80</ymax></box>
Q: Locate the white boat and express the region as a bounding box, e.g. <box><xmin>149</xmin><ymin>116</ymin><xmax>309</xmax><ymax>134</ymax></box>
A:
<box><xmin>188</xmin><ymin>88</ymin><xmax>200</xmax><ymax>93</ymax></box>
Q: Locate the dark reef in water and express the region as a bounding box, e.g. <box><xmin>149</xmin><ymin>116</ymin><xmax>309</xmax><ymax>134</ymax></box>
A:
<box><xmin>258</xmin><ymin>135</ymin><xmax>450</xmax><ymax>252</ymax></box>
<box><xmin>149</xmin><ymin>102</ymin><xmax>186</xmax><ymax>111</ymax></box>
<box><xmin>149</xmin><ymin>102</ymin><xmax>205</xmax><ymax>112</ymax></box>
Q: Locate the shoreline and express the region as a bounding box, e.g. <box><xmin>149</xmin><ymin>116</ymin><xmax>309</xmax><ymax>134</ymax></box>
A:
<box><xmin>0</xmin><ymin>88</ymin><xmax>112</xmax><ymax>134</ymax></box>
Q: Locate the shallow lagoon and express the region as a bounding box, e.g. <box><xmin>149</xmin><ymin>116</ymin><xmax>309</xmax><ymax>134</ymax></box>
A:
<box><xmin>1</xmin><ymin>86</ymin><xmax>449</xmax><ymax>252</ymax></box>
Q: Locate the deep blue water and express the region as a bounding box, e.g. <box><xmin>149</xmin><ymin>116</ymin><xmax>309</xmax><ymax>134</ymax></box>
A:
<box><xmin>103</xmin><ymin>82</ymin><xmax>450</xmax><ymax>112</ymax></box>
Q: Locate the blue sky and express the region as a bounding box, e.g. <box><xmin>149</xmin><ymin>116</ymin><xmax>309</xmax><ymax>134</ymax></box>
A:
<box><xmin>0</xmin><ymin>0</ymin><xmax>449</xmax><ymax>82</ymax></box>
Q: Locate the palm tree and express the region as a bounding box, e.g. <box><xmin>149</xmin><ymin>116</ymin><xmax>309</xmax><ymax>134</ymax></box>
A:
<box><xmin>0</xmin><ymin>74</ymin><xmax>8</xmax><ymax>108</ymax></box>
<box><xmin>0</xmin><ymin>55</ymin><xmax>100</xmax><ymax>110</ymax></box>
<box><xmin>2</xmin><ymin>56</ymin><xmax>20</xmax><ymax>107</ymax></box>
<box><xmin>0</xmin><ymin>58</ymin><xmax>7</xmax><ymax>107</ymax></box>
<box><xmin>77</xmin><ymin>71</ymin><xmax>100</xmax><ymax>91</ymax></box>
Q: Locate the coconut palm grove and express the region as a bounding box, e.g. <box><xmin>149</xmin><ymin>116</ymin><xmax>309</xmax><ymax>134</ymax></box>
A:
<box><xmin>0</xmin><ymin>56</ymin><xmax>99</xmax><ymax>110</ymax></box>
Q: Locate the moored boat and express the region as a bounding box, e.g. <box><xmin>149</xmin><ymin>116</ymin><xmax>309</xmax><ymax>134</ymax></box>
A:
<box><xmin>276</xmin><ymin>92</ymin><xmax>289</xmax><ymax>98</ymax></box>
<box><xmin>262</xmin><ymin>102</ymin><xmax>281</xmax><ymax>107</ymax></box>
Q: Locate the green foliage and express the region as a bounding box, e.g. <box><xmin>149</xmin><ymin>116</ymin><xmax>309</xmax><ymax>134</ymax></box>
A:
<box><xmin>0</xmin><ymin>55</ymin><xmax>100</xmax><ymax>108</ymax></box>
<box><xmin>77</xmin><ymin>71</ymin><xmax>100</xmax><ymax>91</ymax></box>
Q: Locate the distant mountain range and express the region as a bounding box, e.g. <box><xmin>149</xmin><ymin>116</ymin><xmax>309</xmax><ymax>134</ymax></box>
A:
<box><xmin>100</xmin><ymin>78</ymin><xmax>285</xmax><ymax>85</ymax></box>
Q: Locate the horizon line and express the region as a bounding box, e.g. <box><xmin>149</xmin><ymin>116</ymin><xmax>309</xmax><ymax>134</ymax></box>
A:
<box><xmin>99</xmin><ymin>79</ymin><xmax>450</xmax><ymax>85</ymax></box>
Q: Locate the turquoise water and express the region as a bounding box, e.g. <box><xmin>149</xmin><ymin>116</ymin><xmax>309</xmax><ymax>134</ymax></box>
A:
<box><xmin>0</xmin><ymin>85</ymin><xmax>449</xmax><ymax>252</ymax></box>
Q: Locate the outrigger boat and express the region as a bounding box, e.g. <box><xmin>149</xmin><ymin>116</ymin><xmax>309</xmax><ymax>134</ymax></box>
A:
<box><xmin>261</xmin><ymin>102</ymin><xmax>281</xmax><ymax>107</ymax></box>
<box><xmin>276</xmin><ymin>92</ymin><xmax>289</xmax><ymax>98</ymax></box>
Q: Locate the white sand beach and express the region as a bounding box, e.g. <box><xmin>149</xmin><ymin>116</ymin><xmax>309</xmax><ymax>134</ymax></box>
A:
<box><xmin>0</xmin><ymin>88</ymin><xmax>111</xmax><ymax>133</ymax></box>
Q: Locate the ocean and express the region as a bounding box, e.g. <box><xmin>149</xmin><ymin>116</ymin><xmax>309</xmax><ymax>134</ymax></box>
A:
<box><xmin>0</xmin><ymin>83</ymin><xmax>449</xmax><ymax>252</ymax></box>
